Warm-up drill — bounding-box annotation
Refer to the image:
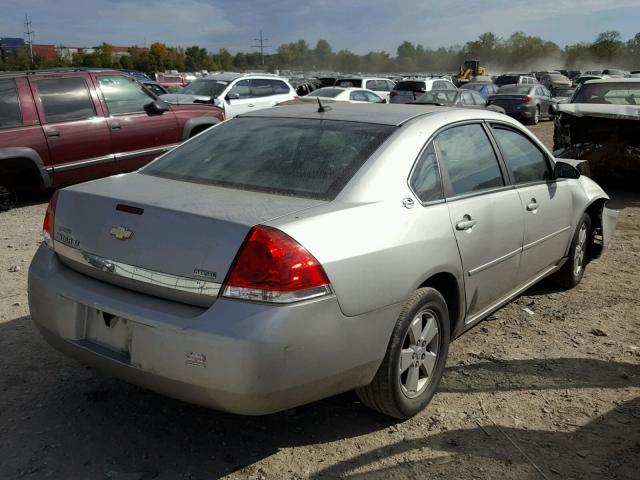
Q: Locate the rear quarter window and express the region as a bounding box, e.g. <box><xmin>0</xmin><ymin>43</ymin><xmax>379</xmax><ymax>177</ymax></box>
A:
<box><xmin>0</xmin><ymin>78</ymin><xmax>22</xmax><ymax>129</ymax></box>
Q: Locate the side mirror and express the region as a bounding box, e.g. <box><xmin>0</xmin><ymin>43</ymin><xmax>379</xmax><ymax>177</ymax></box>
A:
<box><xmin>144</xmin><ymin>100</ymin><xmax>170</xmax><ymax>115</ymax></box>
<box><xmin>226</xmin><ymin>92</ymin><xmax>240</xmax><ymax>101</ymax></box>
<box><xmin>549</xmin><ymin>102</ymin><xmax>558</xmax><ymax>115</ymax></box>
<box><xmin>553</xmin><ymin>160</ymin><xmax>581</xmax><ymax>179</ymax></box>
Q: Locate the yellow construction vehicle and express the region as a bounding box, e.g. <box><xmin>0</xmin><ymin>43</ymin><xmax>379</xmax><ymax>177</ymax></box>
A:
<box><xmin>456</xmin><ymin>60</ymin><xmax>486</xmax><ymax>85</ymax></box>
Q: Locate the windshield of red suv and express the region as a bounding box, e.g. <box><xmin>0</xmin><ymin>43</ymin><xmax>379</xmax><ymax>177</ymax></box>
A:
<box><xmin>143</xmin><ymin>117</ymin><xmax>395</xmax><ymax>200</ymax></box>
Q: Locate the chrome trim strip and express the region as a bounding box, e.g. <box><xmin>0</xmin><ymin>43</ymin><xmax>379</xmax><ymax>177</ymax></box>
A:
<box><xmin>50</xmin><ymin>144</ymin><xmax>180</xmax><ymax>173</ymax></box>
<box><xmin>464</xmin><ymin>263</ymin><xmax>559</xmax><ymax>326</ymax></box>
<box><xmin>114</xmin><ymin>144</ymin><xmax>180</xmax><ymax>161</ymax></box>
<box><xmin>54</xmin><ymin>241</ymin><xmax>221</xmax><ymax>307</ymax></box>
<box><xmin>468</xmin><ymin>247</ymin><xmax>522</xmax><ymax>277</ymax></box>
<box><xmin>53</xmin><ymin>154</ymin><xmax>115</xmax><ymax>172</ymax></box>
<box><xmin>523</xmin><ymin>226</ymin><xmax>571</xmax><ymax>251</ymax></box>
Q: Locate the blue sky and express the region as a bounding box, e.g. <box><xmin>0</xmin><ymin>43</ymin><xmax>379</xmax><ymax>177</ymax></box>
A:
<box><xmin>1</xmin><ymin>0</ymin><xmax>639</xmax><ymax>53</ymax></box>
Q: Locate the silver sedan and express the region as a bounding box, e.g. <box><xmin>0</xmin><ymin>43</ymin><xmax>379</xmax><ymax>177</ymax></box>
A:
<box><xmin>29</xmin><ymin>104</ymin><xmax>616</xmax><ymax>418</ymax></box>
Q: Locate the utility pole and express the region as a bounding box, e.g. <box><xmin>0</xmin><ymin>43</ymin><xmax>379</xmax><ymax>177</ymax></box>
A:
<box><xmin>23</xmin><ymin>14</ymin><xmax>34</xmax><ymax>65</ymax></box>
<box><xmin>251</xmin><ymin>31</ymin><xmax>272</xmax><ymax>66</ymax></box>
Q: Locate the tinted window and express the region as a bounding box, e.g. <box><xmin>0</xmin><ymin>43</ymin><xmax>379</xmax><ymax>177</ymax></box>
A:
<box><xmin>0</xmin><ymin>79</ymin><xmax>22</xmax><ymax>129</ymax></box>
<box><xmin>143</xmin><ymin>118</ymin><xmax>395</xmax><ymax>200</ymax></box>
<box><xmin>271</xmin><ymin>80</ymin><xmax>291</xmax><ymax>95</ymax></box>
<box><xmin>182</xmin><ymin>79</ymin><xmax>229</xmax><ymax>97</ymax></box>
<box><xmin>250</xmin><ymin>79</ymin><xmax>274</xmax><ymax>97</ymax></box>
<box><xmin>350</xmin><ymin>91</ymin><xmax>368</xmax><ymax>102</ymax></box>
<box><xmin>229</xmin><ymin>79</ymin><xmax>251</xmax><ymax>98</ymax></box>
<box><xmin>410</xmin><ymin>143</ymin><xmax>442</xmax><ymax>203</ymax></box>
<box><xmin>394</xmin><ymin>81</ymin><xmax>426</xmax><ymax>92</ymax></box>
<box><xmin>573</xmin><ymin>82</ymin><xmax>640</xmax><ymax>105</ymax></box>
<box><xmin>307</xmin><ymin>88</ymin><xmax>343</xmax><ymax>98</ymax></box>
<box><xmin>98</xmin><ymin>75</ymin><xmax>155</xmax><ymax>114</ymax></box>
<box><xmin>499</xmin><ymin>85</ymin><xmax>533</xmax><ymax>95</ymax></box>
<box><xmin>37</xmin><ymin>77</ymin><xmax>95</xmax><ymax>123</ymax></box>
<box><xmin>144</xmin><ymin>83</ymin><xmax>167</xmax><ymax>96</ymax></box>
<box><xmin>435</xmin><ymin>124</ymin><xmax>504</xmax><ymax>196</ymax></box>
<box><xmin>492</xmin><ymin>127</ymin><xmax>551</xmax><ymax>183</ymax></box>
<box><xmin>335</xmin><ymin>79</ymin><xmax>362</xmax><ymax>88</ymax></box>
<box><xmin>365</xmin><ymin>80</ymin><xmax>378</xmax><ymax>90</ymax></box>
<box><xmin>385</xmin><ymin>80</ymin><xmax>396</xmax><ymax>91</ymax></box>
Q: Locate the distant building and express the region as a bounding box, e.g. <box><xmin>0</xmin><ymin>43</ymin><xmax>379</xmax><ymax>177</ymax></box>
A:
<box><xmin>32</xmin><ymin>44</ymin><xmax>58</xmax><ymax>62</ymax></box>
<box><xmin>0</xmin><ymin>37</ymin><xmax>25</xmax><ymax>62</ymax></box>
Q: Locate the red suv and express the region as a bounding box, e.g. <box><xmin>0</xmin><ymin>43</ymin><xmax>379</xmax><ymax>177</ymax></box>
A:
<box><xmin>0</xmin><ymin>68</ymin><xmax>224</xmax><ymax>210</ymax></box>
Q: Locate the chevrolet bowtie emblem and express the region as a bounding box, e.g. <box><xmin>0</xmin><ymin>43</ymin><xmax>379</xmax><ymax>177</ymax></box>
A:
<box><xmin>109</xmin><ymin>226</ymin><xmax>134</xmax><ymax>240</ymax></box>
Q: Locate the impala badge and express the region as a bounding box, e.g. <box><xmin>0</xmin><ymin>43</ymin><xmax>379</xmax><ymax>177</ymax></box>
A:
<box><xmin>110</xmin><ymin>226</ymin><xmax>134</xmax><ymax>241</ymax></box>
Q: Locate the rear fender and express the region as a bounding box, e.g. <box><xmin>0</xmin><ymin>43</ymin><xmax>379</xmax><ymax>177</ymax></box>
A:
<box><xmin>0</xmin><ymin>147</ymin><xmax>51</xmax><ymax>188</ymax></box>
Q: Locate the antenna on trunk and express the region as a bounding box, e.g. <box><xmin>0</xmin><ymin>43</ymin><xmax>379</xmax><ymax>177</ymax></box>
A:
<box><xmin>317</xmin><ymin>97</ymin><xmax>331</xmax><ymax>113</ymax></box>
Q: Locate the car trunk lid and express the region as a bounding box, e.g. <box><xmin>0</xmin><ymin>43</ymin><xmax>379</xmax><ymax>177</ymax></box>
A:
<box><xmin>53</xmin><ymin>173</ymin><xmax>325</xmax><ymax>307</ymax></box>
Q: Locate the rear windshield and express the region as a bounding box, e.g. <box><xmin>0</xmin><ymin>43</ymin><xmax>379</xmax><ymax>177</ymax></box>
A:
<box><xmin>415</xmin><ymin>90</ymin><xmax>457</xmax><ymax>104</ymax></box>
<box><xmin>182</xmin><ymin>79</ymin><xmax>229</xmax><ymax>97</ymax></box>
<box><xmin>143</xmin><ymin>117</ymin><xmax>395</xmax><ymax>200</ymax></box>
<box><xmin>573</xmin><ymin>82</ymin><xmax>640</xmax><ymax>105</ymax></box>
<box><xmin>460</xmin><ymin>83</ymin><xmax>485</xmax><ymax>91</ymax></box>
<box><xmin>335</xmin><ymin>79</ymin><xmax>363</xmax><ymax>88</ymax></box>
<box><xmin>394</xmin><ymin>81</ymin><xmax>426</xmax><ymax>91</ymax></box>
<box><xmin>495</xmin><ymin>76</ymin><xmax>518</xmax><ymax>86</ymax></box>
<box><xmin>498</xmin><ymin>85</ymin><xmax>532</xmax><ymax>94</ymax></box>
<box><xmin>306</xmin><ymin>88</ymin><xmax>343</xmax><ymax>98</ymax></box>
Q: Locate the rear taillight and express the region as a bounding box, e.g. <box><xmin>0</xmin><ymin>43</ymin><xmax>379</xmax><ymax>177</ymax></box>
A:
<box><xmin>222</xmin><ymin>226</ymin><xmax>332</xmax><ymax>303</ymax></box>
<box><xmin>522</xmin><ymin>95</ymin><xmax>533</xmax><ymax>104</ymax></box>
<box><xmin>390</xmin><ymin>91</ymin><xmax>397</xmax><ymax>97</ymax></box>
<box><xmin>42</xmin><ymin>190</ymin><xmax>60</xmax><ymax>248</ymax></box>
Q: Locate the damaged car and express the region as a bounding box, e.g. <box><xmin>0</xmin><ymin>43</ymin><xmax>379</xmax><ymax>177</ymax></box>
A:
<box><xmin>552</xmin><ymin>78</ymin><xmax>640</xmax><ymax>182</ymax></box>
<box><xmin>29</xmin><ymin>104</ymin><xmax>616</xmax><ymax>419</ymax></box>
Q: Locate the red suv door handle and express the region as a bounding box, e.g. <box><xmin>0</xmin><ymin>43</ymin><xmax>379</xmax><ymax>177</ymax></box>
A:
<box><xmin>110</xmin><ymin>122</ymin><xmax>121</xmax><ymax>130</ymax></box>
<box><xmin>46</xmin><ymin>130</ymin><xmax>60</xmax><ymax>138</ymax></box>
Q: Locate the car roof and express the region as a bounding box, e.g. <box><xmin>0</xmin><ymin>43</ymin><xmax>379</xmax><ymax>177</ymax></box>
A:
<box><xmin>238</xmin><ymin>103</ymin><xmax>456</xmax><ymax>126</ymax></box>
<box><xmin>204</xmin><ymin>72</ymin><xmax>287</xmax><ymax>82</ymax></box>
<box><xmin>582</xmin><ymin>78</ymin><xmax>640</xmax><ymax>84</ymax></box>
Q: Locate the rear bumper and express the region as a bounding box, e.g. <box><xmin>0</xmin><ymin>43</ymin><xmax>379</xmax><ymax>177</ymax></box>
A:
<box><xmin>28</xmin><ymin>245</ymin><xmax>396</xmax><ymax>415</ymax></box>
<box><xmin>501</xmin><ymin>105</ymin><xmax>537</xmax><ymax>118</ymax></box>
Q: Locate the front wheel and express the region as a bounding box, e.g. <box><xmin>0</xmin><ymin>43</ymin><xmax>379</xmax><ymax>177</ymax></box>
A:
<box><xmin>552</xmin><ymin>213</ymin><xmax>592</xmax><ymax>288</ymax></box>
<box><xmin>356</xmin><ymin>288</ymin><xmax>450</xmax><ymax>419</ymax></box>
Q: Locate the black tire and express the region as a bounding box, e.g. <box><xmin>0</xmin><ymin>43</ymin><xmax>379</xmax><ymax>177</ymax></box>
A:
<box><xmin>527</xmin><ymin>106</ymin><xmax>540</xmax><ymax>125</ymax></box>
<box><xmin>0</xmin><ymin>185</ymin><xmax>17</xmax><ymax>212</ymax></box>
<box><xmin>552</xmin><ymin>213</ymin><xmax>592</xmax><ymax>289</ymax></box>
<box><xmin>356</xmin><ymin>288</ymin><xmax>450</xmax><ymax>419</ymax></box>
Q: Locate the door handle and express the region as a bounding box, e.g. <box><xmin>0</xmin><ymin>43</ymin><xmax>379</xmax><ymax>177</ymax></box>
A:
<box><xmin>110</xmin><ymin>122</ymin><xmax>121</xmax><ymax>130</ymax></box>
<box><xmin>526</xmin><ymin>198</ymin><xmax>539</xmax><ymax>211</ymax></box>
<box><xmin>455</xmin><ymin>215</ymin><xmax>477</xmax><ymax>231</ymax></box>
<box><xmin>46</xmin><ymin>130</ymin><xmax>60</xmax><ymax>138</ymax></box>
<box><xmin>248</xmin><ymin>104</ymin><xmax>255</xmax><ymax>108</ymax></box>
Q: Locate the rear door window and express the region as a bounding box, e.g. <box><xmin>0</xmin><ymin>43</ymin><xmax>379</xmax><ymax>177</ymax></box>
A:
<box><xmin>250</xmin><ymin>79</ymin><xmax>274</xmax><ymax>97</ymax></box>
<box><xmin>270</xmin><ymin>80</ymin><xmax>291</xmax><ymax>95</ymax></box>
<box><xmin>434</xmin><ymin>123</ymin><xmax>505</xmax><ymax>196</ymax></box>
<box><xmin>409</xmin><ymin>143</ymin><xmax>443</xmax><ymax>203</ymax></box>
<box><xmin>36</xmin><ymin>77</ymin><xmax>96</xmax><ymax>123</ymax></box>
<box><xmin>98</xmin><ymin>75</ymin><xmax>155</xmax><ymax>115</ymax></box>
<box><xmin>350</xmin><ymin>91</ymin><xmax>368</xmax><ymax>102</ymax></box>
<box><xmin>491</xmin><ymin>126</ymin><xmax>552</xmax><ymax>183</ymax></box>
<box><xmin>0</xmin><ymin>78</ymin><xmax>22</xmax><ymax>129</ymax></box>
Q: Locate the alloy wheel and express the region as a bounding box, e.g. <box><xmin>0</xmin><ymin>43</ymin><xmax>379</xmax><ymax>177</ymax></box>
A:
<box><xmin>399</xmin><ymin>309</ymin><xmax>440</xmax><ymax>398</ymax></box>
<box><xmin>574</xmin><ymin>223</ymin><xmax>588</xmax><ymax>277</ymax></box>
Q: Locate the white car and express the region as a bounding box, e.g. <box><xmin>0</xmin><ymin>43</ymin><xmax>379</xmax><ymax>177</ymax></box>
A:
<box><xmin>334</xmin><ymin>77</ymin><xmax>396</xmax><ymax>101</ymax></box>
<box><xmin>302</xmin><ymin>87</ymin><xmax>385</xmax><ymax>104</ymax></box>
<box><xmin>160</xmin><ymin>73</ymin><xmax>297</xmax><ymax>119</ymax></box>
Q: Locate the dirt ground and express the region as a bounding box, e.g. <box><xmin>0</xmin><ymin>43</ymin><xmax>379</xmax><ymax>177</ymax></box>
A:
<box><xmin>1</xmin><ymin>121</ymin><xmax>638</xmax><ymax>480</ymax></box>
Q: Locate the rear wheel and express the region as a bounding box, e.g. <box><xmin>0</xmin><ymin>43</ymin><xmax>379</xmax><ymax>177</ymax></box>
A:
<box><xmin>528</xmin><ymin>106</ymin><xmax>540</xmax><ymax>125</ymax></box>
<box><xmin>552</xmin><ymin>213</ymin><xmax>592</xmax><ymax>288</ymax></box>
<box><xmin>356</xmin><ymin>288</ymin><xmax>450</xmax><ymax>419</ymax></box>
<box><xmin>0</xmin><ymin>185</ymin><xmax>17</xmax><ymax>212</ymax></box>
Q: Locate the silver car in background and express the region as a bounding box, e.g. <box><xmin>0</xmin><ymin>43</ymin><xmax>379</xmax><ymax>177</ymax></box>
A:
<box><xmin>29</xmin><ymin>104</ymin><xmax>616</xmax><ymax>419</ymax></box>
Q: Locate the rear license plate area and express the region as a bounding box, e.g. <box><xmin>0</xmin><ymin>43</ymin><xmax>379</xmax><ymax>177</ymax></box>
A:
<box><xmin>84</xmin><ymin>308</ymin><xmax>133</xmax><ymax>356</ymax></box>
